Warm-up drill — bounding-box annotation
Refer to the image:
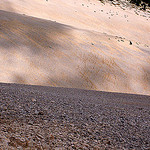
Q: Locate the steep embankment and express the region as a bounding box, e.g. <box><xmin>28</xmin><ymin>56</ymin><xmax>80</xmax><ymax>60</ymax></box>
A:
<box><xmin>0</xmin><ymin>0</ymin><xmax>150</xmax><ymax>95</ymax></box>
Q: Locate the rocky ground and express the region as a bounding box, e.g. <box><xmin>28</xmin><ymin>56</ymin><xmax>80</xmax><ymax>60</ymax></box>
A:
<box><xmin>0</xmin><ymin>83</ymin><xmax>150</xmax><ymax>149</ymax></box>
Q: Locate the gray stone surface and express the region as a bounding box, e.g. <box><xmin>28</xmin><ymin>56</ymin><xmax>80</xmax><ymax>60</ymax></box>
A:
<box><xmin>0</xmin><ymin>83</ymin><xmax>150</xmax><ymax>149</ymax></box>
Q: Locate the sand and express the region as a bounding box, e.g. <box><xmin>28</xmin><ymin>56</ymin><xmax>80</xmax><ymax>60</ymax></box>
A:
<box><xmin>0</xmin><ymin>0</ymin><xmax>150</xmax><ymax>95</ymax></box>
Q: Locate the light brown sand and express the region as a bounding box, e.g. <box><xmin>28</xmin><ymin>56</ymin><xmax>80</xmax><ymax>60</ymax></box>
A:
<box><xmin>0</xmin><ymin>0</ymin><xmax>150</xmax><ymax>95</ymax></box>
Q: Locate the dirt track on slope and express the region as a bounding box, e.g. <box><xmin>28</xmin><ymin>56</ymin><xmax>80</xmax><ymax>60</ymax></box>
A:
<box><xmin>0</xmin><ymin>83</ymin><xmax>150</xmax><ymax>149</ymax></box>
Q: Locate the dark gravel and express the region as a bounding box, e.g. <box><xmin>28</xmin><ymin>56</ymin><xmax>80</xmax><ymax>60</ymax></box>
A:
<box><xmin>0</xmin><ymin>83</ymin><xmax>150</xmax><ymax>149</ymax></box>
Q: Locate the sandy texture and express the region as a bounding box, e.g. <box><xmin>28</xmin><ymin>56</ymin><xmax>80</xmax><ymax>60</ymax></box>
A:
<box><xmin>0</xmin><ymin>0</ymin><xmax>150</xmax><ymax>95</ymax></box>
<box><xmin>0</xmin><ymin>83</ymin><xmax>150</xmax><ymax>149</ymax></box>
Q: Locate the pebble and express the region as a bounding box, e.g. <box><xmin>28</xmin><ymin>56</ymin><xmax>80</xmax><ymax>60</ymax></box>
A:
<box><xmin>32</xmin><ymin>98</ymin><xmax>36</xmax><ymax>102</ymax></box>
<box><xmin>28</xmin><ymin>120</ymin><xmax>34</xmax><ymax>125</ymax></box>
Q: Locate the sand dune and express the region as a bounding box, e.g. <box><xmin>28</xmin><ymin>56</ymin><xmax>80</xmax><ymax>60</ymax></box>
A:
<box><xmin>0</xmin><ymin>0</ymin><xmax>150</xmax><ymax>95</ymax></box>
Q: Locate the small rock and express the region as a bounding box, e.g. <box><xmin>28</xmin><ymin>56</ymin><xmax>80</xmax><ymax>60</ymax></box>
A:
<box><xmin>28</xmin><ymin>120</ymin><xmax>34</xmax><ymax>125</ymax></box>
<box><xmin>130</xmin><ymin>41</ymin><xmax>132</xmax><ymax>45</ymax></box>
<box><xmin>3</xmin><ymin>106</ymin><xmax>7</xmax><ymax>111</ymax></box>
<box><xmin>32</xmin><ymin>98</ymin><xmax>36</xmax><ymax>102</ymax></box>
<box><xmin>55</xmin><ymin>147</ymin><xmax>64</xmax><ymax>150</ymax></box>
<box><xmin>38</xmin><ymin>111</ymin><xmax>44</xmax><ymax>115</ymax></box>
<box><xmin>44</xmin><ymin>120</ymin><xmax>48</xmax><ymax>123</ymax></box>
<box><xmin>35</xmin><ymin>110</ymin><xmax>39</xmax><ymax>115</ymax></box>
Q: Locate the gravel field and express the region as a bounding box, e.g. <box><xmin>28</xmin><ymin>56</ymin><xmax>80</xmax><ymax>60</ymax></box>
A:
<box><xmin>0</xmin><ymin>83</ymin><xmax>150</xmax><ymax>149</ymax></box>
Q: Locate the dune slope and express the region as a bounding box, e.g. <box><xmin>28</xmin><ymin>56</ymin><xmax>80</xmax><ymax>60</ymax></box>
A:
<box><xmin>0</xmin><ymin>0</ymin><xmax>150</xmax><ymax>95</ymax></box>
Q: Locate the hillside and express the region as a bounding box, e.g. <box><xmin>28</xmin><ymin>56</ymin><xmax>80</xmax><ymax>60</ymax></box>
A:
<box><xmin>0</xmin><ymin>0</ymin><xmax>150</xmax><ymax>95</ymax></box>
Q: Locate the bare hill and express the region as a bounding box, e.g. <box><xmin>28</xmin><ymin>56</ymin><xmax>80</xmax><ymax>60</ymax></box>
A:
<box><xmin>0</xmin><ymin>0</ymin><xmax>150</xmax><ymax>95</ymax></box>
